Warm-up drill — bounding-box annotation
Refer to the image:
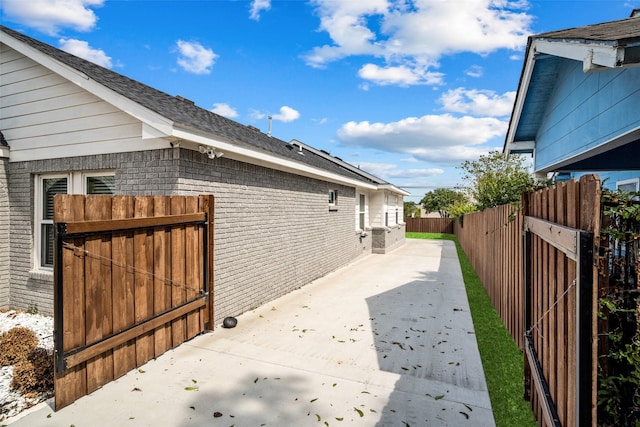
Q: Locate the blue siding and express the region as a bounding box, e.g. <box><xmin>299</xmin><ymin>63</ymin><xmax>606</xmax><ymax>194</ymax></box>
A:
<box><xmin>534</xmin><ymin>60</ymin><xmax>640</xmax><ymax>171</ymax></box>
<box><xmin>569</xmin><ymin>171</ymin><xmax>640</xmax><ymax>191</ymax></box>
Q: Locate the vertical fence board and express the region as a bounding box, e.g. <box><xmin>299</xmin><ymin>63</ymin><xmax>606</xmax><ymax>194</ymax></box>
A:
<box><xmin>133</xmin><ymin>197</ymin><xmax>155</xmax><ymax>366</ymax></box>
<box><xmin>111</xmin><ymin>196</ymin><xmax>136</xmax><ymax>378</ymax></box>
<box><xmin>84</xmin><ymin>196</ymin><xmax>114</xmax><ymax>393</ymax></box>
<box><xmin>54</xmin><ymin>195</ymin><xmax>87</xmax><ymax>410</ymax></box>
<box><xmin>185</xmin><ymin>196</ymin><xmax>201</xmax><ymax>340</ymax></box>
<box><xmin>170</xmin><ymin>196</ymin><xmax>187</xmax><ymax>346</ymax></box>
<box><xmin>152</xmin><ymin>195</ymin><xmax>172</xmax><ymax>357</ymax></box>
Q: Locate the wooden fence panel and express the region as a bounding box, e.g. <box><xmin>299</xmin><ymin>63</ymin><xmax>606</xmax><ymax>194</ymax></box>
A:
<box><xmin>454</xmin><ymin>175</ymin><xmax>600</xmax><ymax>427</ymax></box>
<box><xmin>53</xmin><ymin>195</ymin><xmax>213</xmax><ymax>410</ymax></box>
<box><xmin>404</xmin><ymin>217</ymin><xmax>454</xmax><ymax>233</ymax></box>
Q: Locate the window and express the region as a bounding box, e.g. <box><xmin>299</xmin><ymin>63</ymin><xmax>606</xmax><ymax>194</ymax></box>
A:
<box><xmin>35</xmin><ymin>172</ymin><xmax>115</xmax><ymax>269</ymax></box>
<box><xmin>616</xmin><ymin>178</ymin><xmax>639</xmax><ymax>193</ymax></box>
<box><xmin>358</xmin><ymin>194</ymin><xmax>366</xmax><ymax>230</ymax></box>
<box><xmin>328</xmin><ymin>190</ymin><xmax>337</xmax><ymax>205</ymax></box>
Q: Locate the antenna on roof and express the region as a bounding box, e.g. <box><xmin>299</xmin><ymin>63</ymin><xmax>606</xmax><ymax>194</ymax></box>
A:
<box><xmin>267</xmin><ymin>116</ymin><xmax>272</xmax><ymax>137</ymax></box>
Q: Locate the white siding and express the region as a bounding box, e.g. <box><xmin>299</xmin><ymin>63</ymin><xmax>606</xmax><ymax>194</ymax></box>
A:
<box><xmin>0</xmin><ymin>43</ymin><xmax>162</xmax><ymax>161</ymax></box>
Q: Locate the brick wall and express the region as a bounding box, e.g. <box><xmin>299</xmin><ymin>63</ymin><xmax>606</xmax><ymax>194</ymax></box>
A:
<box><xmin>6</xmin><ymin>148</ymin><xmax>373</xmax><ymax>321</ymax></box>
<box><xmin>175</xmin><ymin>149</ymin><xmax>371</xmax><ymax>322</ymax></box>
<box><xmin>0</xmin><ymin>154</ymin><xmax>9</xmax><ymax>309</ymax></box>
<box><xmin>372</xmin><ymin>224</ymin><xmax>406</xmax><ymax>254</ymax></box>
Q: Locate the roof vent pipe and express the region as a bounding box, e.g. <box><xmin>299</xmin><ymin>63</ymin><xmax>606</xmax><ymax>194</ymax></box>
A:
<box><xmin>267</xmin><ymin>116</ymin><xmax>272</xmax><ymax>137</ymax></box>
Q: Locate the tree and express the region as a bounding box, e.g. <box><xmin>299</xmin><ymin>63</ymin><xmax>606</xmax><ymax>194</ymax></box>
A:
<box><xmin>403</xmin><ymin>201</ymin><xmax>421</xmax><ymax>218</ymax></box>
<box><xmin>459</xmin><ymin>150</ymin><xmax>548</xmax><ymax>210</ymax></box>
<box><xmin>420</xmin><ymin>188</ymin><xmax>467</xmax><ymax>217</ymax></box>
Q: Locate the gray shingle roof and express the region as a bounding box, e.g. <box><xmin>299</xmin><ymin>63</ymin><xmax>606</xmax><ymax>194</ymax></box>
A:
<box><xmin>535</xmin><ymin>14</ymin><xmax>640</xmax><ymax>44</ymax></box>
<box><xmin>1</xmin><ymin>25</ymin><xmax>383</xmax><ymax>186</ymax></box>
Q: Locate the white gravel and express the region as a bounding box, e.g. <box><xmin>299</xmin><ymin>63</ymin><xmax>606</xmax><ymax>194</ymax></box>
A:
<box><xmin>0</xmin><ymin>310</ymin><xmax>54</xmax><ymax>422</ymax></box>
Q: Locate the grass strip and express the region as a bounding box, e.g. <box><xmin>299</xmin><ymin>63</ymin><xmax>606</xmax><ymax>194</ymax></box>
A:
<box><xmin>407</xmin><ymin>232</ymin><xmax>536</xmax><ymax>427</ymax></box>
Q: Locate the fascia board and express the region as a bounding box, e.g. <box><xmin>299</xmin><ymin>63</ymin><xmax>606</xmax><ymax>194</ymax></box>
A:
<box><xmin>1</xmin><ymin>32</ymin><xmax>175</xmax><ymax>137</ymax></box>
<box><xmin>504</xmin><ymin>41</ymin><xmax>537</xmax><ymax>154</ymax></box>
<box><xmin>534</xmin><ymin>39</ymin><xmax>624</xmax><ymax>69</ymax></box>
<box><xmin>379</xmin><ymin>184</ymin><xmax>411</xmax><ymax>196</ymax></box>
<box><xmin>172</xmin><ymin>127</ymin><xmax>378</xmax><ymax>190</ymax></box>
<box><xmin>0</xmin><ymin>146</ymin><xmax>9</xmax><ymax>159</ymax></box>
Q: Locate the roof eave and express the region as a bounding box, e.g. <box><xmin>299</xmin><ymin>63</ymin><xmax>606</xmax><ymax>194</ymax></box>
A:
<box><xmin>504</xmin><ymin>37</ymin><xmax>537</xmax><ymax>156</ymax></box>
<box><xmin>171</xmin><ymin>127</ymin><xmax>379</xmax><ymax>191</ymax></box>
<box><xmin>534</xmin><ymin>38</ymin><xmax>628</xmax><ymax>71</ymax></box>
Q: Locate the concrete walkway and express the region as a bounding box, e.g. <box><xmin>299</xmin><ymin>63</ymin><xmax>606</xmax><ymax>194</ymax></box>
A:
<box><xmin>10</xmin><ymin>239</ymin><xmax>495</xmax><ymax>426</ymax></box>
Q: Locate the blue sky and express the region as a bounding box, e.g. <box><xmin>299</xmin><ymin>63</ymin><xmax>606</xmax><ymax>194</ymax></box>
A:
<box><xmin>1</xmin><ymin>0</ymin><xmax>638</xmax><ymax>202</ymax></box>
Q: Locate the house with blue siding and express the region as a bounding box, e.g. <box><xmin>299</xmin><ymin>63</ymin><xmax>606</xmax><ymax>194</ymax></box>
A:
<box><xmin>504</xmin><ymin>10</ymin><xmax>640</xmax><ymax>191</ymax></box>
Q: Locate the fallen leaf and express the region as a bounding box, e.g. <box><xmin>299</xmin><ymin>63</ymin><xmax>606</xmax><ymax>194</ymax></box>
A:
<box><xmin>138</xmin><ymin>368</ymin><xmax>145</xmax><ymax>373</ymax></box>
<box><xmin>335</xmin><ymin>417</ymin><xmax>344</xmax><ymax>421</ymax></box>
<box><xmin>434</xmin><ymin>395</ymin><xmax>445</xmax><ymax>400</ymax></box>
<box><xmin>254</xmin><ymin>377</ymin><xmax>259</xmax><ymax>383</ymax></box>
<box><xmin>132</xmin><ymin>387</ymin><xmax>142</xmax><ymax>392</ymax></box>
<box><xmin>316</xmin><ymin>413</ymin><xmax>321</xmax><ymax>421</ymax></box>
<box><xmin>310</xmin><ymin>398</ymin><xmax>318</xmax><ymax>403</ymax></box>
<box><xmin>460</xmin><ymin>411</ymin><xmax>469</xmax><ymax>419</ymax></box>
<box><xmin>354</xmin><ymin>407</ymin><xmax>364</xmax><ymax>417</ymax></box>
<box><xmin>184</xmin><ymin>386</ymin><xmax>199</xmax><ymax>391</ymax></box>
<box><xmin>213</xmin><ymin>412</ymin><xmax>223</xmax><ymax>418</ymax></box>
<box><xmin>189</xmin><ymin>406</ymin><xmax>195</xmax><ymax>410</ymax></box>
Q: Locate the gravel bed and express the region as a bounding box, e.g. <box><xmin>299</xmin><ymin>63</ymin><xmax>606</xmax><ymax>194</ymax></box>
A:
<box><xmin>0</xmin><ymin>310</ymin><xmax>54</xmax><ymax>421</ymax></box>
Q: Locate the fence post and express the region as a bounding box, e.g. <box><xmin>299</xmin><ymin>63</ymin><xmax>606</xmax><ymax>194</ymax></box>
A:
<box><xmin>576</xmin><ymin>231</ymin><xmax>593</xmax><ymax>427</ymax></box>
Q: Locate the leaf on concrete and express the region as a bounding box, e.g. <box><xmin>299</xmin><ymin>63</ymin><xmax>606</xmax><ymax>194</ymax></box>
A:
<box><xmin>354</xmin><ymin>407</ymin><xmax>364</xmax><ymax>417</ymax></box>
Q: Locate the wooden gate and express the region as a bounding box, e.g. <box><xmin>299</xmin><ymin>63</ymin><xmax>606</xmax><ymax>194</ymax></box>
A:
<box><xmin>53</xmin><ymin>195</ymin><xmax>214</xmax><ymax>410</ymax></box>
<box><xmin>521</xmin><ymin>176</ymin><xmax>600</xmax><ymax>426</ymax></box>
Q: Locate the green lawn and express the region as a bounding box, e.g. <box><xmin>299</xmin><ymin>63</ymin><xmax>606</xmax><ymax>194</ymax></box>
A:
<box><xmin>406</xmin><ymin>232</ymin><xmax>536</xmax><ymax>427</ymax></box>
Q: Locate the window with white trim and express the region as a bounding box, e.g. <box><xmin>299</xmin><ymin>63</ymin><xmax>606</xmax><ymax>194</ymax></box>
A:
<box><xmin>328</xmin><ymin>189</ymin><xmax>338</xmax><ymax>211</ymax></box>
<box><xmin>35</xmin><ymin>172</ymin><xmax>115</xmax><ymax>269</ymax></box>
<box><xmin>616</xmin><ymin>178</ymin><xmax>639</xmax><ymax>193</ymax></box>
<box><xmin>357</xmin><ymin>193</ymin><xmax>367</xmax><ymax>230</ymax></box>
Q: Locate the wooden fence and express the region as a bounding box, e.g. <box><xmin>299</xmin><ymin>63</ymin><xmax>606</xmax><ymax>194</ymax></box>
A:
<box><xmin>404</xmin><ymin>217</ymin><xmax>454</xmax><ymax>234</ymax></box>
<box><xmin>454</xmin><ymin>175</ymin><xmax>601</xmax><ymax>426</ymax></box>
<box><xmin>53</xmin><ymin>194</ymin><xmax>214</xmax><ymax>410</ymax></box>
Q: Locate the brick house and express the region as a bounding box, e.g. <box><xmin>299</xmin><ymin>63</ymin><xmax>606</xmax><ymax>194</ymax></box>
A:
<box><xmin>0</xmin><ymin>26</ymin><xmax>409</xmax><ymax>322</ymax></box>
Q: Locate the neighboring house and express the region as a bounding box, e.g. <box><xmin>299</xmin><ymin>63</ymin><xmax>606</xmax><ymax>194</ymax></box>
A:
<box><xmin>0</xmin><ymin>26</ymin><xmax>409</xmax><ymax>320</ymax></box>
<box><xmin>504</xmin><ymin>10</ymin><xmax>640</xmax><ymax>189</ymax></box>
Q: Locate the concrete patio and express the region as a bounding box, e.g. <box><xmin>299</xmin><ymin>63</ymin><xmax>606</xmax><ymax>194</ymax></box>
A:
<box><xmin>9</xmin><ymin>238</ymin><xmax>495</xmax><ymax>426</ymax></box>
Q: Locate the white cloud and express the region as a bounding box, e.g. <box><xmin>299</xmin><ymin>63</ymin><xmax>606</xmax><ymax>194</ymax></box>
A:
<box><xmin>465</xmin><ymin>65</ymin><xmax>483</xmax><ymax>78</ymax></box>
<box><xmin>271</xmin><ymin>106</ymin><xmax>300</xmax><ymax>122</ymax></box>
<box><xmin>58</xmin><ymin>38</ymin><xmax>112</xmax><ymax>68</ymax></box>
<box><xmin>211</xmin><ymin>103</ymin><xmax>239</xmax><ymax>118</ymax></box>
<box><xmin>249</xmin><ymin>0</ymin><xmax>271</xmax><ymax>21</ymax></box>
<box><xmin>1</xmin><ymin>0</ymin><xmax>103</xmax><ymax>35</ymax></box>
<box><xmin>175</xmin><ymin>40</ymin><xmax>217</xmax><ymax>75</ymax></box>
<box><xmin>305</xmin><ymin>0</ymin><xmax>532</xmax><ymax>86</ymax></box>
<box><xmin>356</xmin><ymin>162</ymin><xmax>444</xmax><ymax>180</ymax></box>
<box><xmin>439</xmin><ymin>88</ymin><xmax>516</xmax><ymax>117</ymax></box>
<box><xmin>337</xmin><ymin>114</ymin><xmax>507</xmax><ymax>164</ymax></box>
<box><xmin>358</xmin><ymin>63</ymin><xmax>444</xmax><ymax>86</ymax></box>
